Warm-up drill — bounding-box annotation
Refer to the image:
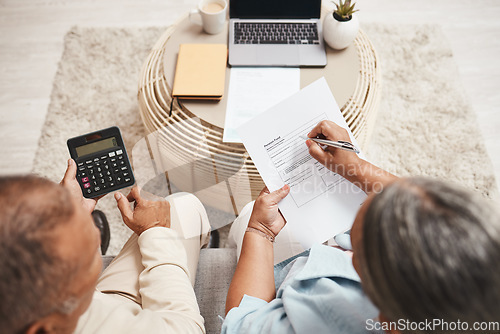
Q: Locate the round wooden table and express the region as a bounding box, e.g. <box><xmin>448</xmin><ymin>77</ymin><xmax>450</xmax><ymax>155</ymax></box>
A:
<box><xmin>138</xmin><ymin>14</ymin><xmax>381</xmax><ymax>217</ymax></box>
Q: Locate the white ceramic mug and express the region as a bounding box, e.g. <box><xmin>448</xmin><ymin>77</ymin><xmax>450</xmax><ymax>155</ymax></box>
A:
<box><xmin>189</xmin><ymin>0</ymin><xmax>228</xmax><ymax>35</ymax></box>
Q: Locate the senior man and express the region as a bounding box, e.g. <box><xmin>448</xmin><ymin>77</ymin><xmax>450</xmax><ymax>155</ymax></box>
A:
<box><xmin>0</xmin><ymin>159</ymin><xmax>210</xmax><ymax>334</ymax></box>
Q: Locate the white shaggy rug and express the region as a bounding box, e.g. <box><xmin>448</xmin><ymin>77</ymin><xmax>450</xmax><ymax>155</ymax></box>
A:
<box><xmin>32</xmin><ymin>24</ymin><xmax>498</xmax><ymax>255</ymax></box>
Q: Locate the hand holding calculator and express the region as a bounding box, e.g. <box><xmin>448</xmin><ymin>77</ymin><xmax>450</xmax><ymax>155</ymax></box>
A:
<box><xmin>67</xmin><ymin>127</ymin><xmax>135</xmax><ymax>199</ymax></box>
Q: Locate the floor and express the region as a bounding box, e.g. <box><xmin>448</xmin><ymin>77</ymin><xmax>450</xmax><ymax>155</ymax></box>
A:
<box><xmin>1</xmin><ymin>0</ymin><xmax>499</xmax><ymax>192</ymax></box>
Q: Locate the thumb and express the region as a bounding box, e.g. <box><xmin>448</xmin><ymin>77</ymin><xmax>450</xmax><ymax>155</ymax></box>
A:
<box><xmin>115</xmin><ymin>192</ymin><xmax>133</xmax><ymax>224</ymax></box>
<box><xmin>268</xmin><ymin>184</ymin><xmax>290</xmax><ymax>204</ymax></box>
<box><xmin>307</xmin><ymin>140</ymin><xmax>330</xmax><ymax>165</ymax></box>
<box><xmin>61</xmin><ymin>159</ymin><xmax>77</xmax><ymax>184</ymax></box>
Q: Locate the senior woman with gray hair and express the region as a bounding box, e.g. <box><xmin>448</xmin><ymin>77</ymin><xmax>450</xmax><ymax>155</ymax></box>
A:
<box><xmin>223</xmin><ymin>120</ymin><xmax>500</xmax><ymax>333</ymax></box>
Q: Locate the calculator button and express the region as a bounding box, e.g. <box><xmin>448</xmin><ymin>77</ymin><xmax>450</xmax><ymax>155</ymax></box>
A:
<box><xmin>93</xmin><ymin>158</ymin><xmax>99</xmax><ymax>162</ymax></box>
<box><xmin>89</xmin><ymin>169</ymin><xmax>95</xmax><ymax>175</ymax></box>
<box><xmin>93</xmin><ymin>180</ymin><xmax>98</xmax><ymax>186</ymax></box>
<box><xmin>116</xmin><ymin>176</ymin><xmax>123</xmax><ymax>184</ymax></box>
<box><xmin>109</xmin><ymin>182</ymin><xmax>115</xmax><ymax>187</ymax></box>
<box><xmin>101</xmin><ymin>155</ymin><xmax>107</xmax><ymax>160</ymax></box>
<box><xmin>98</xmin><ymin>173</ymin><xmax>104</xmax><ymax>178</ymax></box>
<box><xmin>123</xmin><ymin>172</ymin><xmax>129</xmax><ymax>177</ymax></box>
<box><xmin>99</xmin><ymin>179</ymin><xmax>105</xmax><ymax>184</ymax></box>
<box><xmin>124</xmin><ymin>177</ymin><xmax>131</xmax><ymax>183</ymax></box>
<box><xmin>119</xmin><ymin>160</ymin><xmax>125</xmax><ymax>166</ymax></box>
<box><xmin>94</xmin><ymin>186</ymin><xmax>101</xmax><ymax>192</ymax></box>
<box><xmin>110</xmin><ymin>157</ymin><xmax>117</xmax><ymax>162</ymax></box>
<box><xmin>78</xmin><ymin>166</ymin><xmax>86</xmax><ymax>172</ymax></box>
<box><xmin>120</xmin><ymin>166</ymin><xmax>128</xmax><ymax>171</ymax></box>
<box><xmin>77</xmin><ymin>162</ymin><xmax>84</xmax><ymax>167</ymax></box>
<box><xmin>111</xmin><ymin>162</ymin><xmax>118</xmax><ymax>168</ymax></box>
<box><xmin>107</xmin><ymin>176</ymin><xmax>114</xmax><ymax>182</ymax></box>
<box><xmin>118</xmin><ymin>155</ymin><xmax>124</xmax><ymax>160</ymax></box>
<box><xmin>113</xmin><ymin>168</ymin><xmax>120</xmax><ymax>174</ymax></box>
<box><xmin>103</xmin><ymin>163</ymin><xmax>110</xmax><ymax>169</ymax></box>
<box><xmin>105</xmin><ymin>170</ymin><xmax>111</xmax><ymax>176</ymax></box>
<box><xmin>83</xmin><ymin>182</ymin><xmax>91</xmax><ymax>189</ymax></box>
<box><xmin>108</xmin><ymin>152</ymin><xmax>116</xmax><ymax>157</ymax></box>
<box><xmin>102</xmin><ymin>184</ymin><xmax>107</xmax><ymax>189</ymax></box>
<box><xmin>85</xmin><ymin>160</ymin><xmax>92</xmax><ymax>164</ymax></box>
<box><xmin>86</xmin><ymin>164</ymin><xmax>94</xmax><ymax>169</ymax></box>
<box><xmin>80</xmin><ymin>171</ymin><xmax>87</xmax><ymax>177</ymax></box>
<box><xmin>81</xmin><ymin>177</ymin><xmax>89</xmax><ymax>183</ymax></box>
<box><xmin>116</xmin><ymin>149</ymin><xmax>123</xmax><ymax>155</ymax></box>
<box><xmin>96</xmin><ymin>167</ymin><xmax>102</xmax><ymax>172</ymax></box>
<box><xmin>86</xmin><ymin>188</ymin><xmax>92</xmax><ymax>194</ymax></box>
<box><xmin>91</xmin><ymin>174</ymin><xmax>96</xmax><ymax>180</ymax></box>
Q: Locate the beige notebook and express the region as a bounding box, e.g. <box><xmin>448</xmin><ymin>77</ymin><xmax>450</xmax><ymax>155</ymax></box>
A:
<box><xmin>172</xmin><ymin>44</ymin><xmax>228</xmax><ymax>100</ymax></box>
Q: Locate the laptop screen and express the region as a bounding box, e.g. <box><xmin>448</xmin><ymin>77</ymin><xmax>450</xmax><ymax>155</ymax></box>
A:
<box><xmin>230</xmin><ymin>0</ymin><xmax>321</xmax><ymax>19</ymax></box>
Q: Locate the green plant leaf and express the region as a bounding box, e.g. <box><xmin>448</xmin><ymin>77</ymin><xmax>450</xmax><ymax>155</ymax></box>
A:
<box><xmin>333</xmin><ymin>0</ymin><xmax>358</xmax><ymax>17</ymax></box>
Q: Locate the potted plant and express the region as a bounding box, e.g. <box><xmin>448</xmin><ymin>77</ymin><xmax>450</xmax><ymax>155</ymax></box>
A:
<box><xmin>323</xmin><ymin>0</ymin><xmax>359</xmax><ymax>50</ymax></box>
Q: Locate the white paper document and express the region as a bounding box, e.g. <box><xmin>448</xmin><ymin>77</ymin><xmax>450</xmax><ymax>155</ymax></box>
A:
<box><xmin>238</xmin><ymin>77</ymin><xmax>367</xmax><ymax>249</ymax></box>
<box><xmin>223</xmin><ymin>67</ymin><xmax>300</xmax><ymax>143</ymax></box>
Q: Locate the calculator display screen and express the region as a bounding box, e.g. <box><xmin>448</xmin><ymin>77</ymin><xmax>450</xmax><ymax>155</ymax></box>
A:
<box><xmin>75</xmin><ymin>137</ymin><xmax>118</xmax><ymax>157</ymax></box>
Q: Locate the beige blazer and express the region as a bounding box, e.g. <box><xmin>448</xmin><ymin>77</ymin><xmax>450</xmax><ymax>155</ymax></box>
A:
<box><xmin>75</xmin><ymin>227</ymin><xmax>205</xmax><ymax>333</ymax></box>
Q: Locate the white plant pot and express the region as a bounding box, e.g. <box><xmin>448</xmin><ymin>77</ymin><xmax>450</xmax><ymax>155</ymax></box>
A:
<box><xmin>323</xmin><ymin>13</ymin><xmax>359</xmax><ymax>50</ymax></box>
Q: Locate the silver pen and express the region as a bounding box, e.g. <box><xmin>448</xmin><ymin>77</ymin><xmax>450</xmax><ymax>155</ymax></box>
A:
<box><xmin>302</xmin><ymin>136</ymin><xmax>360</xmax><ymax>154</ymax></box>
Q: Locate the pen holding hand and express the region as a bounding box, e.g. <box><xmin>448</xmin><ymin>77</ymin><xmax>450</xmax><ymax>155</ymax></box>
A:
<box><xmin>301</xmin><ymin>136</ymin><xmax>360</xmax><ymax>154</ymax></box>
<box><xmin>305</xmin><ymin>120</ymin><xmax>363</xmax><ymax>177</ymax></box>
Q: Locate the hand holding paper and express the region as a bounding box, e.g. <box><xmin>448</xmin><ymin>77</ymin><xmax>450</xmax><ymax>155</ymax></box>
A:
<box><xmin>248</xmin><ymin>185</ymin><xmax>290</xmax><ymax>238</ymax></box>
<box><xmin>237</xmin><ymin>77</ymin><xmax>367</xmax><ymax>249</ymax></box>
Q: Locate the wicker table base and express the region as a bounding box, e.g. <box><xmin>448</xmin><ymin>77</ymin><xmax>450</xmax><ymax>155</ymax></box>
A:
<box><xmin>138</xmin><ymin>15</ymin><xmax>381</xmax><ymax>215</ymax></box>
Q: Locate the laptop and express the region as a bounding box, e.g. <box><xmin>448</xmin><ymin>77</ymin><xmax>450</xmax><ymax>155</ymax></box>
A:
<box><xmin>228</xmin><ymin>0</ymin><xmax>327</xmax><ymax>67</ymax></box>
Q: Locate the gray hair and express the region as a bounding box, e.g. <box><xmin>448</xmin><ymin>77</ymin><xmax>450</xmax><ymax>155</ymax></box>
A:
<box><xmin>0</xmin><ymin>176</ymin><xmax>80</xmax><ymax>333</ymax></box>
<box><xmin>359</xmin><ymin>177</ymin><xmax>500</xmax><ymax>333</ymax></box>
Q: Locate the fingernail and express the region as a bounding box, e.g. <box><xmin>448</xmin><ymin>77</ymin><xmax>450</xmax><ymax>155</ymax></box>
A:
<box><xmin>115</xmin><ymin>193</ymin><xmax>121</xmax><ymax>200</ymax></box>
<box><xmin>305</xmin><ymin>140</ymin><xmax>312</xmax><ymax>148</ymax></box>
<box><xmin>68</xmin><ymin>159</ymin><xmax>73</xmax><ymax>166</ymax></box>
<box><xmin>283</xmin><ymin>184</ymin><xmax>290</xmax><ymax>191</ymax></box>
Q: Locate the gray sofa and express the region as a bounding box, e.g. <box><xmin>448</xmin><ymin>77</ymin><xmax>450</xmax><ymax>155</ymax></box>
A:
<box><xmin>102</xmin><ymin>248</ymin><xmax>237</xmax><ymax>334</ymax></box>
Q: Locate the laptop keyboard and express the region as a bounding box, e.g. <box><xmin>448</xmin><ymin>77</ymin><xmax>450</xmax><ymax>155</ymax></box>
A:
<box><xmin>234</xmin><ymin>22</ymin><xmax>320</xmax><ymax>45</ymax></box>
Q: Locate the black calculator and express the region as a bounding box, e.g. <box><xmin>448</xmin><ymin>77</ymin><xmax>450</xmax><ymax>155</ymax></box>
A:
<box><xmin>67</xmin><ymin>126</ymin><xmax>135</xmax><ymax>198</ymax></box>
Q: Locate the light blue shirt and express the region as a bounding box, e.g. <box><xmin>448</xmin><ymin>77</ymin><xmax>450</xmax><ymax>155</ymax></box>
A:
<box><xmin>222</xmin><ymin>244</ymin><xmax>380</xmax><ymax>334</ymax></box>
